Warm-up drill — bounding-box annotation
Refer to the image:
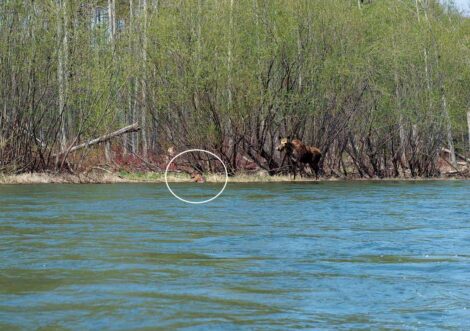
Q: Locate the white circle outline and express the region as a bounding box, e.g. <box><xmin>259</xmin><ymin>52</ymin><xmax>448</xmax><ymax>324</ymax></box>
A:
<box><xmin>164</xmin><ymin>149</ymin><xmax>228</xmax><ymax>204</ymax></box>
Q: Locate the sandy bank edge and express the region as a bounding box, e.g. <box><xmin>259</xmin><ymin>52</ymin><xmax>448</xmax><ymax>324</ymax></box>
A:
<box><xmin>0</xmin><ymin>172</ymin><xmax>467</xmax><ymax>184</ymax></box>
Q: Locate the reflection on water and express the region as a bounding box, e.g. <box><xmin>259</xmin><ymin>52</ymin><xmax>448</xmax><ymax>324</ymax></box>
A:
<box><xmin>0</xmin><ymin>181</ymin><xmax>469</xmax><ymax>329</ymax></box>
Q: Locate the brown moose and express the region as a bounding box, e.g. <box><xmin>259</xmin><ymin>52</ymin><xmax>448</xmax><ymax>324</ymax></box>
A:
<box><xmin>190</xmin><ymin>171</ymin><xmax>206</xmax><ymax>183</ymax></box>
<box><xmin>277</xmin><ymin>136</ymin><xmax>322</xmax><ymax>179</ymax></box>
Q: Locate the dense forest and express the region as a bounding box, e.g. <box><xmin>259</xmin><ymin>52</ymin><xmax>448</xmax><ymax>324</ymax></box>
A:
<box><xmin>1</xmin><ymin>0</ymin><xmax>469</xmax><ymax>178</ymax></box>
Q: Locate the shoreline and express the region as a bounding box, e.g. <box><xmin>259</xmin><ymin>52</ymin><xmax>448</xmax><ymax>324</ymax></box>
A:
<box><xmin>0</xmin><ymin>171</ymin><xmax>468</xmax><ymax>185</ymax></box>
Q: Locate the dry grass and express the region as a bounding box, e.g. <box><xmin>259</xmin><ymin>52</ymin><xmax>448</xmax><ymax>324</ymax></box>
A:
<box><xmin>0</xmin><ymin>171</ymin><xmax>319</xmax><ymax>184</ymax></box>
<box><xmin>0</xmin><ymin>170</ymin><xmax>467</xmax><ymax>184</ymax></box>
<box><xmin>0</xmin><ymin>172</ymin><xmax>127</xmax><ymax>184</ymax></box>
<box><xmin>120</xmin><ymin>171</ymin><xmax>324</xmax><ymax>183</ymax></box>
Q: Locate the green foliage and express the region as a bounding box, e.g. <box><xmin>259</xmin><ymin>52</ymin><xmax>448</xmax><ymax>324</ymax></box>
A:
<box><xmin>0</xmin><ymin>0</ymin><xmax>468</xmax><ymax>176</ymax></box>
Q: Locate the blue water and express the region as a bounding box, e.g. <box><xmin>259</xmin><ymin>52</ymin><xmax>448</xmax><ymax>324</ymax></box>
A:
<box><xmin>0</xmin><ymin>181</ymin><xmax>469</xmax><ymax>329</ymax></box>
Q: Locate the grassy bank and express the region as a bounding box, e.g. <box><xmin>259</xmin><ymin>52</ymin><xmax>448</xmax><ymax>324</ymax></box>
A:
<box><xmin>0</xmin><ymin>171</ymin><xmax>312</xmax><ymax>184</ymax></box>
<box><xmin>0</xmin><ymin>171</ymin><xmax>468</xmax><ymax>184</ymax></box>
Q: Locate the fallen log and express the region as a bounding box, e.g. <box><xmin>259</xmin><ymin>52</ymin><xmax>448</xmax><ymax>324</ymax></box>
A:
<box><xmin>441</xmin><ymin>147</ymin><xmax>470</xmax><ymax>163</ymax></box>
<box><xmin>54</xmin><ymin>122</ymin><xmax>140</xmax><ymax>157</ymax></box>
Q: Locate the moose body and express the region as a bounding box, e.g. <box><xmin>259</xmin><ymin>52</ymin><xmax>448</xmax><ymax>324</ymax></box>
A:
<box><xmin>190</xmin><ymin>171</ymin><xmax>206</xmax><ymax>183</ymax></box>
<box><xmin>277</xmin><ymin>137</ymin><xmax>322</xmax><ymax>179</ymax></box>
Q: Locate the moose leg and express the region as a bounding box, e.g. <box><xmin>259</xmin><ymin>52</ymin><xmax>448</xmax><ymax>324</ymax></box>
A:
<box><xmin>310</xmin><ymin>161</ymin><xmax>320</xmax><ymax>180</ymax></box>
<box><xmin>289</xmin><ymin>157</ymin><xmax>297</xmax><ymax>180</ymax></box>
<box><xmin>298</xmin><ymin>162</ymin><xmax>306</xmax><ymax>178</ymax></box>
<box><xmin>287</xmin><ymin>157</ymin><xmax>294</xmax><ymax>179</ymax></box>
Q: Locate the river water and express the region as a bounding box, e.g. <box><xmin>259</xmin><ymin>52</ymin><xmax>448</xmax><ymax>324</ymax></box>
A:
<box><xmin>0</xmin><ymin>181</ymin><xmax>469</xmax><ymax>329</ymax></box>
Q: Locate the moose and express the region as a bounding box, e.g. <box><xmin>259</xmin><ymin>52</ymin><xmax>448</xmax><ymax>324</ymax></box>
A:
<box><xmin>277</xmin><ymin>136</ymin><xmax>322</xmax><ymax>179</ymax></box>
<box><xmin>190</xmin><ymin>171</ymin><xmax>206</xmax><ymax>183</ymax></box>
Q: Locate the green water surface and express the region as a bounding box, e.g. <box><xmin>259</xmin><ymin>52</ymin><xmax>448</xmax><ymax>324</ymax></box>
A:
<box><xmin>0</xmin><ymin>181</ymin><xmax>469</xmax><ymax>329</ymax></box>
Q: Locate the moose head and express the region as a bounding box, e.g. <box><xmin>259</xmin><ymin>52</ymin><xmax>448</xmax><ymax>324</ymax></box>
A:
<box><xmin>277</xmin><ymin>136</ymin><xmax>292</xmax><ymax>152</ymax></box>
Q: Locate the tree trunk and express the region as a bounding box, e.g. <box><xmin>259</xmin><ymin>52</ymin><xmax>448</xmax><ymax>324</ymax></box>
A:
<box><xmin>392</xmin><ymin>35</ymin><xmax>407</xmax><ymax>174</ymax></box>
<box><xmin>108</xmin><ymin>0</ymin><xmax>116</xmax><ymax>38</ymax></box>
<box><xmin>415</xmin><ymin>0</ymin><xmax>421</xmax><ymax>22</ymax></box>
<box><xmin>467</xmin><ymin>111</ymin><xmax>470</xmax><ymax>152</ymax></box>
<box><xmin>55</xmin><ymin>123</ymin><xmax>141</xmax><ymax>158</ymax></box>
<box><xmin>152</xmin><ymin>0</ymin><xmax>159</xmax><ymax>11</ymax></box>
<box><xmin>105</xmin><ymin>141</ymin><xmax>112</xmax><ymax>163</ymax></box>
<box><xmin>141</xmin><ymin>0</ymin><xmax>148</xmax><ymax>160</ymax></box>
<box><xmin>129</xmin><ymin>0</ymin><xmax>137</xmax><ymax>155</ymax></box>
<box><xmin>228</xmin><ymin>0</ymin><xmax>233</xmax><ymax>110</ymax></box>
<box><xmin>225</xmin><ymin>0</ymin><xmax>234</xmax><ymax>160</ymax></box>
<box><xmin>442</xmin><ymin>93</ymin><xmax>456</xmax><ymax>166</ymax></box>
<box><xmin>296</xmin><ymin>3</ymin><xmax>302</xmax><ymax>91</ymax></box>
<box><xmin>57</xmin><ymin>0</ymin><xmax>68</xmax><ymax>151</ymax></box>
<box><xmin>106</xmin><ymin>0</ymin><xmax>116</xmax><ymax>162</ymax></box>
<box><xmin>421</xmin><ymin>0</ymin><xmax>456</xmax><ymax>166</ymax></box>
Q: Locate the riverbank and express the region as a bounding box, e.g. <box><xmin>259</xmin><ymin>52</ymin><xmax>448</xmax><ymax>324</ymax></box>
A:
<box><xmin>0</xmin><ymin>171</ymin><xmax>468</xmax><ymax>184</ymax></box>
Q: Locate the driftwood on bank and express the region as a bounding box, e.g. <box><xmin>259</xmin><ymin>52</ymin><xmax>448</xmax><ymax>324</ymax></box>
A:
<box><xmin>441</xmin><ymin>148</ymin><xmax>470</xmax><ymax>163</ymax></box>
<box><xmin>54</xmin><ymin>123</ymin><xmax>140</xmax><ymax>157</ymax></box>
